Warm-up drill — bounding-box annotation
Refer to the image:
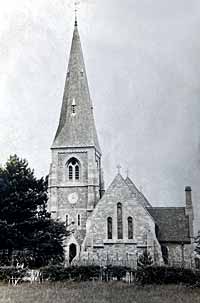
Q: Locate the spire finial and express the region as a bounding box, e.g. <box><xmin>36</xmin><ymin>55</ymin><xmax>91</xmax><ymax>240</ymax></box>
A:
<box><xmin>126</xmin><ymin>168</ymin><xmax>129</xmax><ymax>178</ymax></box>
<box><xmin>117</xmin><ymin>165</ymin><xmax>122</xmax><ymax>175</ymax></box>
<box><xmin>74</xmin><ymin>1</ymin><xmax>80</xmax><ymax>26</ymax></box>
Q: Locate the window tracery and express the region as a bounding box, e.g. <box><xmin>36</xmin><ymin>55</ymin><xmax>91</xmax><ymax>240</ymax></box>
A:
<box><xmin>67</xmin><ymin>158</ymin><xmax>80</xmax><ymax>181</ymax></box>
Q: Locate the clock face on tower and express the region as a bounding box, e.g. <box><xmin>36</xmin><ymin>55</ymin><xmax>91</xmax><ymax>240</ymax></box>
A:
<box><xmin>68</xmin><ymin>192</ymin><xmax>78</xmax><ymax>204</ymax></box>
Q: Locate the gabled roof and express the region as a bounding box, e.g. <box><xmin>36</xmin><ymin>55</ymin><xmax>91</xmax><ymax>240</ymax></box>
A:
<box><xmin>147</xmin><ymin>207</ymin><xmax>191</xmax><ymax>243</ymax></box>
<box><xmin>125</xmin><ymin>176</ymin><xmax>152</xmax><ymax>208</ymax></box>
<box><xmin>106</xmin><ymin>173</ymin><xmax>133</xmax><ymax>196</ymax></box>
<box><xmin>52</xmin><ymin>21</ymin><xmax>101</xmax><ymax>153</ymax></box>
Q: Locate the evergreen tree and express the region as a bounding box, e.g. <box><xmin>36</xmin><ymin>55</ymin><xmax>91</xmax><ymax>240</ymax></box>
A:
<box><xmin>137</xmin><ymin>249</ymin><xmax>153</xmax><ymax>269</ymax></box>
<box><xmin>0</xmin><ymin>155</ymin><xmax>68</xmax><ymax>267</ymax></box>
<box><xmin>194</xmin><ymin>231</ymin><xmax>200</xmax><ymax>255</ymax></box>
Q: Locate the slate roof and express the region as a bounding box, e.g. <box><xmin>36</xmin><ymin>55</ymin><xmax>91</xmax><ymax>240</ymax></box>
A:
<box><xmin>147</xmin><ymin>207</ymin><xmax>191</xmax><ymax>243</ymax></box>
<box><xmin>52</xmin><ymin>21</ymin><xmax>101</xmax><ymax>153</ymax></box>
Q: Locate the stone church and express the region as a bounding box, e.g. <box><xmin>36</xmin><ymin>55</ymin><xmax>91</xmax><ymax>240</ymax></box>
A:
<box><xmin>48</xmin><ymin>18</ymin><xmax>194</xmax><ymax>267</ymax></box>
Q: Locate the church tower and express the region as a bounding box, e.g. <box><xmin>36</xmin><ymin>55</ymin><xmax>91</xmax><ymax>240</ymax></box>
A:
<box><xmin>48</xmin><ymin>18</ymin><xmax>104</xmax><ymax>258</ymax></box>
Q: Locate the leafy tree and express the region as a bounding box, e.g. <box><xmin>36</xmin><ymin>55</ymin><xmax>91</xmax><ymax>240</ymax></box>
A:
<box><xmin>0</xmin><ymin>155</ymin><xmax>68</xmax><ymax>267</ymax></box>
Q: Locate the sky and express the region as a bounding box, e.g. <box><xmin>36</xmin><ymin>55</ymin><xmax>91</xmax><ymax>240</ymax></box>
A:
<box><xmin>0</xmin><ymin>0</ymin><xmax>200</xmax><ymax>230</ymax></box>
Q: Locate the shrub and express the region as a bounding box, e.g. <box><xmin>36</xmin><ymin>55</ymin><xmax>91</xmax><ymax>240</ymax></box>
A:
<box><xmin>40</xmin><ymin>265</ymin><xmax>133</xmax><ymax>282</ymax></box>
<box><xmin>0</xmin><ymin>266</ymin><xmax>27</xmax><ymax>282</ymax></box>
<box><xmin>70</xmin><ymin>265</ymin><xmax>100</xmax><ymax>281</ymax></box>
<box><xmin>105</xmin><ymin>265</ymin><xmax>133</xmax><ymax>281</ymax></box>
<box><xmin>136</xmin><ymin>266</ymin><xmax>200</xmax><ymax>285</ymax></box>
<box><xmin>41</xmin><ymin>265</ymin><xmax>69</xmax><ymax>281</ymax></box>
<box><xmin>20</xmin><ymin>264</ymin><xmax>200</xmax><ymax>286</ymax></box>
<box><xmin>40</xmin><ymin>265</ymin><xmax>101</xmax><ymax>282</ymax></box>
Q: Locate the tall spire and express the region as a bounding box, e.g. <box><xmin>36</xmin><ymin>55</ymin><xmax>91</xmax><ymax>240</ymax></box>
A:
<box><xmin>52</xmin><ymin>19</ymin><xmax>101</xmax><ymax>153</ymax></box>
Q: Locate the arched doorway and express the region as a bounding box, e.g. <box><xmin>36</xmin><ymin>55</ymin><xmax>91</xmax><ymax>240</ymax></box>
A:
<box><xmin>69</xmin><ymin>243</ymin><xmax>77</xmax><ymax>264</ymax></box>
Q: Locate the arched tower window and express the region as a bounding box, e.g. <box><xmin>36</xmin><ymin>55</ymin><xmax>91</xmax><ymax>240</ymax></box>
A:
<box><xmin>117</xmin><ymin>203</ymin><xmax>123</xmax><ymax>239</ymax></box>
<box><xmin>69</xmin><ymin>166</ymin><xmax>73</xmax><ymax>180</ymax></box>
<box><xmin>127</xmin><ymin>217</ymin><xmax>133</xmax><ymax>239</ymax></box>
<box><xmin>67</xmin><ymin>158</ymin><xmax>80</xmax><ymax>181</ymax></box>
<box><xmin>75</xmin><ymin>165</ymin><xmax>79</xmax><ymax>180</ymax></box>
<box><xmin>107</xmin><ymin>217</ymin><xmax>112</xmax><ymax>239</ymax></box>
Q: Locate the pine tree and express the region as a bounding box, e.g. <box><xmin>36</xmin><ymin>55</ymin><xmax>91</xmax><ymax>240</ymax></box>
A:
<box><xmin>194</xmin><ymin>231</ymin><xmax>200</xmax><ymax>255</ymax></box>
<box><xmin>0</xmin><ymin>155</ymin><xmax>68</xmax><ymax>267</ymax></box>
<box><xmin>137</xmin><ymin>249</ymin><xmax>153</xmax><ymax>269</ymax></box>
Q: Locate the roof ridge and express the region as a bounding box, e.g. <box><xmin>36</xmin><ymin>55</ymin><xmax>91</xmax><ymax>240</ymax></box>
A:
<box><xmin>149</xmin><ymin>206</ymin><xmax>185</xmax><ymax>209</ymax></box>
<box><xmin>125</xmin><ymin>176</ymin><xmax>152</xmax><ymax>208</ymax></box>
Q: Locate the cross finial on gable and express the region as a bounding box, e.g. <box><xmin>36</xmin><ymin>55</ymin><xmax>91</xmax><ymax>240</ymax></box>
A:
<box><xmin>117</xmin><ymin>165</ymin><xmax>122</xmax><ymax>174</ymax></box>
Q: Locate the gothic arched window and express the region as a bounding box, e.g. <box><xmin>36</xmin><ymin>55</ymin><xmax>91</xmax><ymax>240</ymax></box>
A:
<box><xmin>161</xmin><ymin>245</ymin><xmax>169</xmax><ymax>265</ymax></box>
<box><xmin>67</xmin><ymin>158</ymin><xmax>80</xmax><ymax>181</ymax></box>
<box><xmin>117</xmin><ymin>203</ymin><xmax>123</xmax><ymax>239</ymax></box>
<box><xmin>77</xmin><ymin>214</ymin><xmax>81</xmax><ymax>226</ymax></box>
<box><xmin>66</xmin><ymin>214</ymin><xmax>69</xmax><ymax>227</ymax></box>
<box><xmin>107</xmin><ymin>217</ymin><xmax>112</xmax><ymax>239</ymax></box>
<box><xmin>127</xmin><ymin>216</ymin><xmax>133</xmax><ymax>239</ymax></box>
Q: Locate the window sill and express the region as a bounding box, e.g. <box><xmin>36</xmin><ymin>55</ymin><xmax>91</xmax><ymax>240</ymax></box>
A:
<box><xmin>104</xmin><ymin>239</ymin><xmax>137</xmax><ymax>245</ymax></box>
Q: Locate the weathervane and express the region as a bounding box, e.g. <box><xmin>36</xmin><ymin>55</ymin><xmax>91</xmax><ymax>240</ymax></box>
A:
<box><xmin>74</xmin><ymin>1</ymin><xmax>80</xmax><ymax>25</ymax></box>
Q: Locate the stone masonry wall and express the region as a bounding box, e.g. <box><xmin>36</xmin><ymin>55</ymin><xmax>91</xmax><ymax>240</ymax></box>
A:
<box><xmin>167</xmin><ymin>243</ymin><xmax>194</xmax><ymax>268</ymax></box>
<box><xmin>80</xmin><ymin>174</ymin><xmax>163</xmax><ymax>266</ymax></box>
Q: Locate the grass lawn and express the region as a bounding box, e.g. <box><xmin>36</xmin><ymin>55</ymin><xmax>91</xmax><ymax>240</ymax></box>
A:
<box><xmin>0</xmin><ymin>282</ymin><xmax>200</xmax><ymax>303</ymax></box>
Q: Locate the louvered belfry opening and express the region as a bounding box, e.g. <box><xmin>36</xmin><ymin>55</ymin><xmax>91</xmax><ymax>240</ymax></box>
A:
<box><xmin>67</xmin><ymin>157</ymin><xmax>80</xmax><ymax>181</ymax></box>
